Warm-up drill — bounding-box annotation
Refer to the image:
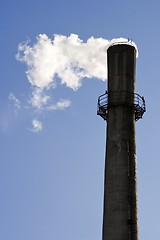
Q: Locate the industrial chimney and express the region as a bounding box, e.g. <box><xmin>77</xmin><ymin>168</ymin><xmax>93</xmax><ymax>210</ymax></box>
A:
<box><xmin>97</xmin><ymin>43</ymin><xmax>146</xmax><ymax>240</ymax></box>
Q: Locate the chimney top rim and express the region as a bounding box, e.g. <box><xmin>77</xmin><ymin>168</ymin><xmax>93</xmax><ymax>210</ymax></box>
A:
<box><xmin>107</xmin><ymin>40</ymin><xmax>138</xmax><ymax>57</ymax></box>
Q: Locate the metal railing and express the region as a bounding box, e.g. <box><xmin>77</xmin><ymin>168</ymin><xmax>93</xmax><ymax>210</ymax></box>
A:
<box><xmin>97</xmin><ymin>91</ymin><xmax>146</xmax><ymax>121</ymax></box>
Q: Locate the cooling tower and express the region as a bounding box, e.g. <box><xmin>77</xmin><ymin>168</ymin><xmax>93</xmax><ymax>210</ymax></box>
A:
<box><xmin>97</xmin><ymin>44</ymin><xmax>145</xmax><ymax>240</ymax></box>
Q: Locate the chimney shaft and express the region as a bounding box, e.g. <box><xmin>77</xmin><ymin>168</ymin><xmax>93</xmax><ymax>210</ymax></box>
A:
<box><xmin>100</xmin><ymin>44</ymin><xmax>141</xmax><ymax>240</ymax></box>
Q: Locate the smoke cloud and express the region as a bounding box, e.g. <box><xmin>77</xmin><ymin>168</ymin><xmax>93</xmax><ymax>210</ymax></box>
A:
<box><xmin>16</xmin><ymin>34</ymin><xmax>138</xmax><ymax>91</ymax></box>
<box><xmin>16</xmin><ymin>34</ymin><xmax>138</xmax><ymax>132</ymax></box>
<box><xmin>16</xmin><ymin>34</ymin><xmax>107</xmax><ymax>90</ymax></box>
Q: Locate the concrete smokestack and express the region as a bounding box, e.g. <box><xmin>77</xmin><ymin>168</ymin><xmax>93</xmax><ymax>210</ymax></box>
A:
<box><xmin>97</xmin><ymin>44</ymin><xmax>145</xmax><ymax>240</ymax></box>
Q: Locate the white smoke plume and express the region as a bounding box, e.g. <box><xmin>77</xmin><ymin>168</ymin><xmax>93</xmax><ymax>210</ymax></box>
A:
<box><xmin>16</xmin><ymin>34</ymin><xmax>107</xmax><ymax>90</ymax></box>
<box><xmin>16</xmin><ymin>34</ymin><xmax>138</xmax><ymax>92</ymax></box>
<box><xmin>16</xmin><ymin>34</ymin><xmax>138</xmax><ymax>131</ymax></box>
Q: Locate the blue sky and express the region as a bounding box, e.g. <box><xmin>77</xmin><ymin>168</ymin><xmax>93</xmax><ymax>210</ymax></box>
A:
<box><xmin>1</xmin><ymin>0</ymin><xmax>160</xmax><ymax>239</ymax></box>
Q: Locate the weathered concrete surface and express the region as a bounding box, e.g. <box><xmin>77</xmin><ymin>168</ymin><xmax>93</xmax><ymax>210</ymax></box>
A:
<box><xmin>102</xmin><ymin>45</ymin><xmax>138</xmax><ymax>240</ymax></box>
